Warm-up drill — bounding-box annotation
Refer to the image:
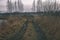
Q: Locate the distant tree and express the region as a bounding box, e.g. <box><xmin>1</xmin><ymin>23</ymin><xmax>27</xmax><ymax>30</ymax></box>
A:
<box><xmin>53</xmin><ymin>0</ymin><xmax>59</xmax><ymax>12</ymax></box>
<box><xmin>11</xmin><ymin>2</ymin><xmax>15</xmax><ymax>12</ymax></box>
<box><xmin>45</xmin><ymin>0</ymin><xmax>53</xmax><ymax>12</ymax></box>
<box><xmin>53</xmin><ymin>0</ymin><xmax>56</xmax><ymax>12</ymax></box>
<box><xmin>18</xmin><ymin>0</ymin><xmax>23</xmax><ymax>12</ymax></box>
<box><xmin>36</xmin><ymin>0</ymin><xmax>60</xmax><ymax>12</ymax></box>
<box><xmin>14</xmin><ymin>1</ymin><xmax>17</xmax><ymax>12</ymax></box>
<box><xmin>37</xmin><ymin>0</ymin><xmax>42</xmax><ymax>12</ymax></box>
<box><xmin>43</xmin><ymin>0</ymin><xmax>59</xmax><ymax>12</ymax></box>
<box><xmin>32</xmin><ymin>0</ymin><xmax>35</xmax><ymax>12</ymax></box>
<box><xmin>7</xmin><ymin>0</ymin><xmax>12</xmax><ymax>13</ymax></box>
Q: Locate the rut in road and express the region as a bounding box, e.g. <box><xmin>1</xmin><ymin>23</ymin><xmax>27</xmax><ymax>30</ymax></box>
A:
<box><xmin>22</xmin><ymin>21</ymin><xmax>37</xmax><ymax>40</ymax></box>
<box><xmin>5</xmin><ymin>21</ymin><xmax>28</xmax><ymax>40</ymax></box>
<box><xmin>32</xmin><ymin>20</ymin><xmax>47</xmax><ymax>40</ymax></box>
<box><xmin>4</xmin><ymin>16</ymin><xmax>47</xmax><ymax>40</ymax></box>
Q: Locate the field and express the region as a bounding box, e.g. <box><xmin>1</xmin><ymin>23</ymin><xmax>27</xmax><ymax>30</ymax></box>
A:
<box><xmin>0</xmin><ymin>13</ymin><xmax>60</xmax><ymax>40</ymax></box>
<box><xmin>34</xmin><ymin>16</ymin><xmax>60</xmax><ymax>40</ymax></box>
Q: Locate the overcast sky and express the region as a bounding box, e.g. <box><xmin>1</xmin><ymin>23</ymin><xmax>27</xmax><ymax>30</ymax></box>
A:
<box><xmin>0</xmin><ymin>0</ymin><xmax>60</xmax><ymax>12</ymax></box>
<box><xmin>0</xmin><ymin>0</ymin><xmax>36</xmax><ymax>12</ymax></box>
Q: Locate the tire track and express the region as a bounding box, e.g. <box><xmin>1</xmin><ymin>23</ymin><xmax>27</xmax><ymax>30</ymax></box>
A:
<box><xmin>5</xmin><ymin>20</ymin><xmax>28</xmax><ymax>40</ymax></box>
<box><xmin>32</xmin><ymin>20</ymin><xmax>47</xmax><ymax>40</ymax></box>
<box><xmin>22</xmin><ymin>21</ymin><xmax>37</xmax><ymax>40</ymax></box>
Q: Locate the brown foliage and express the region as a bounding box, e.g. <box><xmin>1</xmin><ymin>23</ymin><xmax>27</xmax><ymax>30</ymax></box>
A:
<box><xmin>34</xmin><ymin>16</ymin><xmax>60</xmax><ymax>40</ymax></box>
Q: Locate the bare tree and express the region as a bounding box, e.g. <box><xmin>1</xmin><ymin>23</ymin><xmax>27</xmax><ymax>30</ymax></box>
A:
<box><xmin>53</xmin><ymin>0</ymin><xmax>56</xmax><ymax>12</ymax></box>
<box><xmin>14</xmin><ymin>1</ymin><xmax>18</xmax><ymax>12</ymax></box>
<box><xmin>43</xmin><ymin>0</ymin><xmax>59</xmax><ymax>12</ymax></box>
<box><xmin>37</xmin><ymin>0</ymin><xmax>42</xmax><ymax>12</ymax></box>
<box><xmin>32</xmin><ymin>0</ymin><xmax>35</xmax><ymax>12</ymax></box>
<box><xmin>18</xmin><ymin>0</ymin><xmax>23</xmax><ymax>12</ymax></box>
<box><xmin>7</xmin><ymin>0</ymin><xmax>12</xmax><ymax>13</ymax></box>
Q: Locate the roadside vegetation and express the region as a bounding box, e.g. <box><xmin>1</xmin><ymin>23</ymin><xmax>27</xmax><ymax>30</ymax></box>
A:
<box><xmin>0</xmin><ymin>13</ymin><xmax>60</xmax><ymax>40</ymax></box>
<box><xmin>0</xmin><ymin>16</ymin><xmax>27</xmax><ymax>40</ymax></box>
<box><xmin>34</xmin><ymin>16</ymin><xmax>60</xmax><ymax>40</ymax></box>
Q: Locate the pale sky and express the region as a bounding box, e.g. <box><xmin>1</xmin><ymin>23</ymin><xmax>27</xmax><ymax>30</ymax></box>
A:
<box><xmin>0</xmin><ymin>0</ymin><xmax>60</xmax><ymax>12</ymax></box>
<box><xmin>22</xmin><ymin>0</ymin><xmax>34</xmax><ymax>5</ymax></box>
<box><xmin>11</xmin><ymin>0</ymin><xmax>37</xmax><ymax>5</ymax></box>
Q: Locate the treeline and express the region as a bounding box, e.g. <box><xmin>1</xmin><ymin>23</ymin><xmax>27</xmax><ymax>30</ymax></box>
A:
<box><xmin>0</xmin><ymin>12</ymin><xmax>60</xmax><ymax>16</ymax></box>
<box><xmin>7</xmin><ymin>0</ymin><xmax>23</xmax><ymax>13</ymax></box>
<box><xmin>32</xmin><ymin>0</ymin><xmax>60</xmax><ymax>12</ymax></box>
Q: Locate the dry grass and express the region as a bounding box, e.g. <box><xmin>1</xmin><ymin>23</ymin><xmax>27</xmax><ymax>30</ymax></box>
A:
<box><xmin>0</xmin><ymin>16</ymin><xmax>27</xmax><ymax>39</ymax></box>
<box><xmin>34</xmin><ymin>16</ymin><xmax>60</xmax><ymax>40</ymax></box>
<box><xmin>23</xmin><ymin>22</ymin><xmax>37</xmax><ymax>40</ymax></box>
<box><xmin>0</xmin><ymin>15</ymin><xmax>60</xmax><ymax>40</ymax></box>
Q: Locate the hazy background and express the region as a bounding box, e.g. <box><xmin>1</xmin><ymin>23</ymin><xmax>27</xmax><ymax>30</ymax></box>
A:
<box><xmin>0</xmin><ymin>0</ymin><xmax>35</xmax><ymax>12</ymax></box>
<box><xmin>0</xmin><ymin>0</ymin><xmax>60</xmax><ymax>12</ymax></box>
